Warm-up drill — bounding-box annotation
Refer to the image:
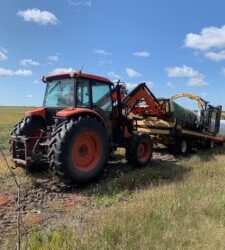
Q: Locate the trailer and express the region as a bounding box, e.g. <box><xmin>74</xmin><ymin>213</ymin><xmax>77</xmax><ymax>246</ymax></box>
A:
<box><xmin>133</xmin><ymin>94</ymin><xmax>224</xmax><ymax>155</ymax></box>
<box><xmin>136</xmin><ymin>118</ymin><xmax>224</xmax><ymax>155</ymax></box>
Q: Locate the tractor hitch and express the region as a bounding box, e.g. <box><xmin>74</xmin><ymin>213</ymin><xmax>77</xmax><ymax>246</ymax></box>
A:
<box><xmin>11</xmin><ymin>134</ymin><xmax>48</xmax><ymax>167</ymax></box>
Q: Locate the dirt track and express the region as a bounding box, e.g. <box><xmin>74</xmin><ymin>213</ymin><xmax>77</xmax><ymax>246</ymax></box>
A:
<box><xmin>0</xmin><ymin>151</ymin><xmax>176</xmax><ymax>239</ymax></box>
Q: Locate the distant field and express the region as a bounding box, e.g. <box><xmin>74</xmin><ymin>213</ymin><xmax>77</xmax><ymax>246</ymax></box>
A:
<box><xmin>221</xmin><ymin>111</ymin><xmax>225</xmax><ymax>120</ymax></box>
<box><xmin>0</xmin><ymin>107</ymin><xmax>28</xmax><ymax>149</ymax></box>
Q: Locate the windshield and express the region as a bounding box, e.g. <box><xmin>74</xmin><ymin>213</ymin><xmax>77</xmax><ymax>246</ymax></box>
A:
<box><xmin>43</xmin><ymin>79</ymin><xmax>74</xmax><ymax>107</ymax></box>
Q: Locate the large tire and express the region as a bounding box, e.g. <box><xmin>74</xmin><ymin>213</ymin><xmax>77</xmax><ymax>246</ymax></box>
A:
<box><xmin>205</xmin><ymin>139</ymin><xmax>215</xmax><ymax>149</ymax></box>
<box><xmin>10</xmin><ymin>116</ymin><xmax>45</xmax><ymax>171</ymax></box>
<box><xmin>11</xmin><ymin>116</ymin><xmax>44</xmax><ymax>137</ymax></box>
<box><xmin>48</xmin><ymin>117</ymin><xmax>109</xmax><ymax>184</ymax></box>
<box><xmin>126</xmin><ymin>133</ymin><xmax>153</xmax><ymax>167</ymax></box>
<box><xmin>173</xmin><ymin>138</ymin><xmax>190</xmax><ymax>156</ymax></box>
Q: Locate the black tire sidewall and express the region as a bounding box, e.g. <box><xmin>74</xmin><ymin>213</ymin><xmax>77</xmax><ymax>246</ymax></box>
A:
<box><xmin>10</xmin><ymin>115</ymin><xmax>46</xmax><ymax>171</ymax></box>
<box><xmin>63</xmin><ymin>118</ymin><xmax>109</xmax><ymax>182</ymax></box>
<box><xmin>126</xmin><ymin>133</ymin><xmax>153</xmax><ymax>166</ymax></box>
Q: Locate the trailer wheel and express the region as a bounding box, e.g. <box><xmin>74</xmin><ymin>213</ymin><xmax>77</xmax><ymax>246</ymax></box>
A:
<box><xmin>126</xmin><ymin>133</ymin><xmax>153</xmax><ymax>167</ymax></box>
<box><xmin>48</xmin><ymin>117</ymin><xmax>109</xmax><ymax>184</ymax></box>
<box><xmin>217</xmin><ymin>141</ymin><xmax>224</xmax><ymax>147</ymax></box>
<box><xmin>205</xmin><ymin>139</ymin><xmax>215</xmax><ymax>149</ymax></box>
<box><xmin>174</xmin><ymin>138</ymin><xmax>189</xmax><ymax>156</ymax></box>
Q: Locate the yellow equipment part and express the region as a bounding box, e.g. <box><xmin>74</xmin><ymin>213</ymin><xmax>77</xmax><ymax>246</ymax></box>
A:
<box><xmin>170</xmin><ymin>92</ymin><xmax>208</xmax><ymax>110</ymax></box>
<box><xmin>136</xmin><ymin>117</ymin><xmax>175</xmax><ymax>128</ymax></box>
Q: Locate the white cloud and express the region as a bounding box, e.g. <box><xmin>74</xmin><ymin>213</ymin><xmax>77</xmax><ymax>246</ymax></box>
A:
<box><xmin>47</xmin><ymin>55</ymin><xmax>59</xmax><ymax>62</ymax></box>
<box><xmin>0</xmin><ymin>68</ymin><xmax>32</xmax><ymax>77</ymax></box>
<box><xmin>204</xmin><ymin>50</ymin><xmax>225</xmax><ymax>62</ymax></box>
<box><xmin>17</xmin><ymin>9</ymin><xmax>58</xmax><ymax>25</ymax></box>
<box><xmin>165</xmin><ymin>65</ymin><xmax>199</xmax><ymax>78</ymax></box>
<box><xmin>185</xmin><ymin>25</ymin><xmax>225</xmax><ymax>51</ymax></box>
<box><xmin>68</xmin><ymin>0</ymin><xmax>92</xmax><ymax>7</ymax></box>
<box><xmin>0</xmin><ymin>50</ymin><xmax>7</xmax><ymax>61</ymax></box>
<box><xmin>50</xmin><ymin>67</ymin><xmax>73</xmax><ymax>74</ymax></box>
<box><xmin>166</xmin><ymin>65</ymin><xmax>206</xmax><ymax>87</ymax></box>
<box><xmin>167</xmin><ymin>82</ymin><xmax>174</xmax><ymax>88</ymax></box>
<box><xmin>94</xmin><ymin>49</ymin><xmax>112</xmax><ymax>56</ymax></box>
<box><xmin>184</xmin><ymin>26</ymin><xmax>225</xmax><ymax>62</ymax></box>
<box><xmin>108</xmin><ymin>71</ymin><xmax>121</xmax><ymax>80</ymax></box>
<box><xmin>26</xmin><ymin>94</ymin><xmax>33</xmax><ymax>98</ymax></box>
<box><xmin>0</xmin><ymin>68</ymin><xmax>13</xmax><ymax>77</ymax></box>
<box><xmin>0</xmin><ymin>47</ymin><xmax>7</xmax><ymax>54</ymax></box>
<box><xmin>15</xmin><ymin>69</ymin><xmax>32</xmax><ymax>76</ymax></box>
<box><xmin>20</xmin><ymin>59</ymin><xmax>40</xmax><ymax>66</ymax></box>
<box><xmin>133</xmin><ymin>51</ymin><xmax>150</xmax><ymax>58</ymax></box>
<box><xmin>125</xmin><ymin>67</ymin><xmax>142</xmax><ymax>78</ymax></box>
<box><xmin>187</xmin><ymin>76</ymin><xmax>207</xmax><ymax>87</ymax></box>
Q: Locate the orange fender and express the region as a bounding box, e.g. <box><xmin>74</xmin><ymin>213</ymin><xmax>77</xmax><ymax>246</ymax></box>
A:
<box><xmin>56</xmin><ymin>107</ymin><xmax>105</xmax><ymax>124</ymax></box>
<box><xmin>25</xmin><ymin>107</ymin><xmax>46</xmax><ymax>119</ymax></box>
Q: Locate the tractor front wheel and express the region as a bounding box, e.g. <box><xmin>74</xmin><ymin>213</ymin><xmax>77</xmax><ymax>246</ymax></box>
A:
<box><xmin>126</xmin><ymin>133</ymin><xmax>153</xmax><ymax>167</ymax></box>
<box><xmin>48</xmin><ymin>117</ymin><xmax>109</xmax><ymax>184</ymax></box>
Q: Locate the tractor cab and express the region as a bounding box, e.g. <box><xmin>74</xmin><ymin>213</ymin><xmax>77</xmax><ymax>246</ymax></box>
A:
<box><xmin>41</xmin><ymin>72</ymin><xmax>113</xmax><ymax>132</ymax></box>
<box><xmin>43</xmin><ymin>71</ymin><xmax>113</xmax><ymax>109</ymax></box>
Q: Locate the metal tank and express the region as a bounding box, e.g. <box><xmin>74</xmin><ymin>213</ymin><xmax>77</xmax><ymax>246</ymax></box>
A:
<box><xmin>218</xmin><ymin>120</ymin><xmax>225</xmax><ymax>138</ymax></box>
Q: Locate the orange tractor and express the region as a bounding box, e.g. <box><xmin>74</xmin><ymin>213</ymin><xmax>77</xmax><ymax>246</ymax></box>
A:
<box><xmin>10</xmin><ymin>71</ymin><xmax>166</xmax><ymax>184</ymax></box>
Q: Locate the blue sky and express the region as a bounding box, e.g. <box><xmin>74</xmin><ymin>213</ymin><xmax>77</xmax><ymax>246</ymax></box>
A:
<box><xmin>0</xmin><ymin>0</ymin><xmax>225</xmax><ymax>109</ymax></box>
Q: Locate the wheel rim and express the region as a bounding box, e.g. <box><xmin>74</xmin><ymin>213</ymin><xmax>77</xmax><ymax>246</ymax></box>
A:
<box><xmin>137</xmin><ymin>139</ymin><xmax>152</xmax><ymax>163</ymax></box>
<box><xmin>181</xmin><ymin>140</ymin><xmax>187</xmax><ymax>154</ymax></box>
<box><xmin>72</xmin><ymin>131</ymin><xmax>102</xmax><ymax>172</ymax></box>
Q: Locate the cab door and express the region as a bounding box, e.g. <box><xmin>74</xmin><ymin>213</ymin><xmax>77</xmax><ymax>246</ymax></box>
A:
<box><xmin>91</xmin><ymin>81</ymin><xmax>113</xmax><ymax>136</ymax></box>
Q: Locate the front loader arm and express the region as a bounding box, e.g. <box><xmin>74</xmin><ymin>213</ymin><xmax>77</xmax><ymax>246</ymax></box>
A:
<box><xmin>122</xmin><ymin>83</ymin><xmax>166</xmax><ymax>117</ymax></box>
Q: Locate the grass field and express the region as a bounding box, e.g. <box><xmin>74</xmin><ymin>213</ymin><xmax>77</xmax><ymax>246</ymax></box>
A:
<box><xmin>0</xmin><ymin>106</ymin><xmax>28</xmax><ymax>149</ymax></box>
<box><xmin>1</xmin><ymin>107</ymin><xmax>225</xmax><ymax>249</ymax></box>
<box><xmin>221</xmin><ymin>112</ymin><xmax>225</xmax><ymax>120</ymax></box>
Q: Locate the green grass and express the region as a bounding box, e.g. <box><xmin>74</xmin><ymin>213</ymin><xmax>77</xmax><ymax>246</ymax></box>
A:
<box><xmin>1</xmin><ymin>107</ymin><xmax>225</xmax><ymax>249</ymax></box>
<box><xmin>24</xmin><ymin>148</ymin><xmax>225</xmax><ymax>250</ymax></box>
<box><xmin>0</xmin><ymin>106</ymin><xmax>28</xmax><ymax>149</ymax></box>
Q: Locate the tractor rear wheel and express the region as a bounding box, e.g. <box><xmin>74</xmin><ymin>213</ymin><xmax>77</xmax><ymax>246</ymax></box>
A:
<box><xmin>126</xmin><ymin>133</ymin><xmax>153</xmax><ymax>167</ymax></box>
<box><xmin>48</xmin><ymin>117</ymin><xmax>109</xmax><ymax>184</ymax></box>
<box><xmin>10</xmin><ymin>116</ymin><xmax>46</xmax><ymax>171</ymax></box>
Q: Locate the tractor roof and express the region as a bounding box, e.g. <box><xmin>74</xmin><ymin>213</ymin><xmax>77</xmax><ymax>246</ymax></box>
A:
<box><xmin>44</xmin><ymin>71</ymin><xmax>113</xmax><ymax>84</ymax></box>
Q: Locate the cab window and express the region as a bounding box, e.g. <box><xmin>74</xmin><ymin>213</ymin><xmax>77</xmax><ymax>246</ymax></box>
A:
<box><xmin>76</xmin><ymin>79</ymin><xmax>90</xmax><ymax>107</ymax></box>
<box><xmin>44</xmin><ymin>79</ymin><xmax>74</xmax><ymax>107</ymax></box>
<box><xmin>92</xmin><ymin>81</ymin><xmax>112</xmax><ymax>111</ymax></box>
